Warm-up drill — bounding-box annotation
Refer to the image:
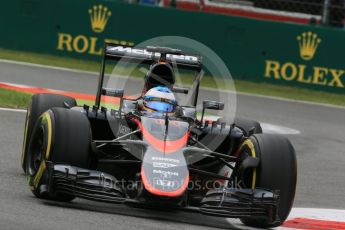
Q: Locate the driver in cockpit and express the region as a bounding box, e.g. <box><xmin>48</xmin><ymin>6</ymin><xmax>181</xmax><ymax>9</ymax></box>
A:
<box><xmin>142</xmin><ymin>86</ymin><xmax>177</xmax><ymax>115</ymax></box>
<box><xmin>140</xmin><ymin>63</ymin><xmax>177</xmax><ymax>115</ymax></box>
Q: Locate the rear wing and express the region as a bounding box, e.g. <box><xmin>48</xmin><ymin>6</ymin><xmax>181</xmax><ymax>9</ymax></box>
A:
<box><xmin>104</xmin><ymin>44</ymin><xmax>202</xmax><ymax>71</ymax></box>
<box><xmin>96</xmin><ymin>43</ymin><xmax>203</xmax><ymax>107</ymax></box>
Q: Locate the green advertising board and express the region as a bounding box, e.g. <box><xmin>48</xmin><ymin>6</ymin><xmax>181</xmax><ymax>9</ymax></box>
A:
<box><xmin>1</xmin><ymin>0</ymin><xmax>345</xmax><ymax>93</ymax></box>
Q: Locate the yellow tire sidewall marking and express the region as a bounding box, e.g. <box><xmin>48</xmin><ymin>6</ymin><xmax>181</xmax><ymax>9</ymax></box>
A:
<box><xmin>239</xmin><ymin>139</ymin><xmax>257</xmax><ymax>189</ymax></box>
<box><xmin>44</xmin><ymin>112</ymin><xmax>52</xmax><ymax>160</ymax></box>
<box><xmin>33</xmin><ymin>161</ymin><xmax>46</xmax><ymax>188</ymax></box>
<box><xmin>21</xmin><ymin>107</ymin><xmax>31</xmax><ymax>166</ymax></box>
<box><xmin>32</xmin><ymin>112</ymin><xmax>53</xmax><ymax>189</ymax></box>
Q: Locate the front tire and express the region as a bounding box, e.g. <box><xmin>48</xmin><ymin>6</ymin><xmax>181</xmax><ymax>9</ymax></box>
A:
<box><xmin>21</xmin><ymin>94</ymin><xmax>77</xmax><ymax>172</ymax></box>
<box><xmin>26</xmin><ymin>108</ymin><xmax>91</xmax><ymax>201</ymax></box>
<box><xmin>239</xmin><ymin>134</ymin><xmax>297</xmax><ymax>228</ymax></box>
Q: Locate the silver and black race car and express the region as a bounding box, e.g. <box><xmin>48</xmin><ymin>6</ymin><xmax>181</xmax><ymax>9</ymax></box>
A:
<box><xmin>21</xmin><ymin>44</ymin><xmax>297</xmax><ymax>228</ymax></box>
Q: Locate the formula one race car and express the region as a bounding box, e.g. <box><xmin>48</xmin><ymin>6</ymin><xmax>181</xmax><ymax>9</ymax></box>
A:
<box><xmin>21</xmin><ymin>44</ymin><xmax>297</xmax><ymax>228</ymax></box>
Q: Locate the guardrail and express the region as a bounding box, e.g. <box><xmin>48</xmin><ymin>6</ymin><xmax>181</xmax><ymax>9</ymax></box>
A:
<box><xmin>0</xmin><ymin>0</ymin><xmax>344</xmax><ymax>93</ymax></box>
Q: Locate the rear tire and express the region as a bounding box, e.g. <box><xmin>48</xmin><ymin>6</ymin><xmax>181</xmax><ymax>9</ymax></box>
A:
<box><xmin>21</xmin><ymin>94</ymin><xmax>77</xmax><ymax>172</ymax></box>
<box><xmin>235</xmin><ymin>118</ymin><xmax>262</xmax><ymax>136</ymax></box>
<box><xmin>239</xmin><ymin>134</ymin><xmax>297</xmax><ymax>228</ymax></box>
<box><xmin>26</xmin><ymin>108</ymin><xmax>91</xmax><ymax>201</ymax></box>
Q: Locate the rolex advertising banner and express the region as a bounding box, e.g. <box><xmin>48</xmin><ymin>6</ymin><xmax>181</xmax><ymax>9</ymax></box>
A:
<box><xmin>1</xmin><ymin>0</ymin><xmax>345</xmax><ymax>94</ymax></box>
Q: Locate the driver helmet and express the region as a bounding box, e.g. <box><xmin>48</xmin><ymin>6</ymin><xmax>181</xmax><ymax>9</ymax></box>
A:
<box><xmin>143</xmin><ymin>86</ymin><xmax>177</xmax><ymax>114</ymax></box>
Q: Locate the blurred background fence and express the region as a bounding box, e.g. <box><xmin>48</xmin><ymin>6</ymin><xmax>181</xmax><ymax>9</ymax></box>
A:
<box><xmin>127</xmin><ymin>0</ymin><xmax>345</xmax><ymax>28</ymax></box>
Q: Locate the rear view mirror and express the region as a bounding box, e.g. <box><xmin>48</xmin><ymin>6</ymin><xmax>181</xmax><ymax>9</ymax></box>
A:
<box><xmin>102</xmin><ymin>88</ymin><xmax>125</xmax><ymax>117</ymax></box>
<box><xmin>203</xmin><ymin>100</ymin><xmax>224</xmax><ymax>110</ymax></box>
<box><xmin>172</xmin><ymin>86</ymin><xmax>189</xmax><ymax>94</ymax></box>
<box><xmin>200</xmin><ymin>100</ymin><xmax>224</xmax><ymax>125</ymax></box>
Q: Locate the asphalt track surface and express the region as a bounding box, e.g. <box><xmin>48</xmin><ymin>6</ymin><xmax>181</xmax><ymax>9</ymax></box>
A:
<box><xmin>0</xmin><ymin>61</ymin><xmax>344</xmax><ymax>229</ymax></box>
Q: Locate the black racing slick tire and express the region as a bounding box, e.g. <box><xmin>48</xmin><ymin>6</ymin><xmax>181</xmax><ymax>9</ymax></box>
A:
<box><xmin>234</xmin><ymin>118</ymin><xmax>262</xmax><ymax>136</ymax></box>
<box><xmin>21</xmin><ymin>93</ymin><xmax>77</xmax><ymax>172</ymax></box>
<box><xmin>25</xmin><ymin>108</ymin><xmax>91</xmax><ymax>201</ymax></box>
<box><xmin>239</xmin><ymin>134</ymin><xmax>297</xmax><ymax>228</ymax></box>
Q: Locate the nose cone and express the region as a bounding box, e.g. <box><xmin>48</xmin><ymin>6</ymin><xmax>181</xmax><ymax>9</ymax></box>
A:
<box><xmin>135</xmin><ymin>117</ymin><xmax>190</xmax><ymax>198</ymax></box>
<box><xmin>140</xmin><ymin>147</ymin><xmax>189</xmax><ymax>198</ymax></box>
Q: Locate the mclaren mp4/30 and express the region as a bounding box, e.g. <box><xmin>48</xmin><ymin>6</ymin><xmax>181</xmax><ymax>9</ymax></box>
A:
<box><xmin>21</xmin><ymin>44</ymin><xmax>297</xmax><ymax>228</ymax></box>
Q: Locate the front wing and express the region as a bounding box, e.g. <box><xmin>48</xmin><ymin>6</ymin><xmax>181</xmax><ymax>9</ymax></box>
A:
<box><xmin>42</xmin><ymin>162</ymin><xmax>280</xmax><ymax>222</ymax></box>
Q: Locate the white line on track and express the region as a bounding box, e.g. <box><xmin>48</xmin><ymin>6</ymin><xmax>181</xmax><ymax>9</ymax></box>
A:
<box><xmin>227</xmin><ymin>208</ymin><xmax>345</xmax><ymax>229</ymax></box>
<box><xmin>204</xmin><ymin>115</ymin><xmax>301</xmax><ymax>135</ymax></box>
<box><xmin>0</xmin><ymin>59</ymin><xmax>99</xmax><ymax>76</ymax></box>
<box><xmin>1</xmin><ymin>58</ymin><xmax>344</xmax><ymax>110</ymax></box>
<box><xmin>0</xmin><ymin>107</ymin><xmax>26</xmax><ymax>113</ymax></box>
<box><xmin>261</xmin><ymin>122</ymin><xmax>301</xmax><ymax>135</ymax></box>
<box><xmin>288</xmin><ymin>208</ymin><xmax>345</xmax><ymax>221</ymax></box>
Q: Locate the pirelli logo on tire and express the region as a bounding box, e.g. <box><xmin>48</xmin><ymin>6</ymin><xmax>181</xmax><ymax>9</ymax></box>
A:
<box><xmin>56</xmin><ymin>4</ymin><xmax>134</xmax><ymax>56</ymax></box>
<box><xmin>264</xmin><ymin>32</ymin><xmax>344</xmax><ymax>89</ymax></box>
